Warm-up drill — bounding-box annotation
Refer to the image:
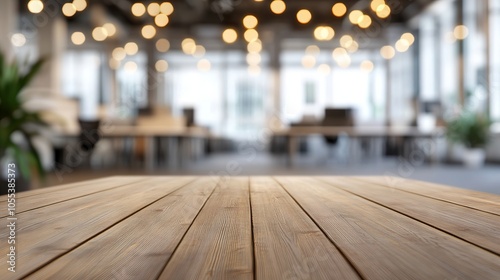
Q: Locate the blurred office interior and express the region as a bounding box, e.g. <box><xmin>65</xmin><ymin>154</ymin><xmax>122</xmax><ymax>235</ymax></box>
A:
<box><xmin>0</xmin><ymin>0</ymin><xmax>499</xmax><ymax>193</ymax></box>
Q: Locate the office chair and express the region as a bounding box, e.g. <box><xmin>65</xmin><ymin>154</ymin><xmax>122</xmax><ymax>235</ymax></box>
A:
<box><xmin>321</xmin><ymin>108</ymin><xmax>354</xmax><ymax>162</ymax></box>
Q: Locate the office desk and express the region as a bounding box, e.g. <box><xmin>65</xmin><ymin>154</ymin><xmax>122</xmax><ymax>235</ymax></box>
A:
<box><xmin>56</xmin><ymin>126</ymin><xmax>211</xmax><ymax>170</ymax></box>
<box><xmin>2</xmin><ymin>176</ymin><xmax>499</xmax><ymax>279</ymax></box>
<box><xmin>273</xmin><ymin>126</ymin><xmax>446</xmax><ymax>166</ymax></box>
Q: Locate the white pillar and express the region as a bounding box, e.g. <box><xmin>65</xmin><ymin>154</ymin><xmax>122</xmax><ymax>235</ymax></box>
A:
<box><xmin>0</xmin><ymin>0</ymin><xmax>17</xmax><ymax>59</ymax></box>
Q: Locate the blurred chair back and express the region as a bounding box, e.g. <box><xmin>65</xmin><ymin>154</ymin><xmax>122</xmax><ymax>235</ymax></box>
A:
<box><xmin>78</xmin><ymin>119</ymin><xmax>101</xmax><ymax>152</ymax></box>
<box><xmin>183</xmin><ymin>108</ymin><xmax>195</xmax><ymax>127</ymax></box>
<box><xmin>321</xmin><ymin>108</ymin><xmax>354</xmax><ymax>144</ymax></box>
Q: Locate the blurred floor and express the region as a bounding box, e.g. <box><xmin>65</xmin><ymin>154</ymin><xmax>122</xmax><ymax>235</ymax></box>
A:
<box><xmin>40</xmin><ymin>153</ymin><xmax>500</xmax><ymax>195</ymax></box>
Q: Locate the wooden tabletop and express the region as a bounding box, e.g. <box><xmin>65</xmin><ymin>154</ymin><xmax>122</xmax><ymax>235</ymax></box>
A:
<box><xmin>1</xmin><ymin>176</ymin><xmax>500</xmax><ymax>279</ymax></box>
<box><xmin>273</xmin><ymin>126</ymin><xmax>445</xmax><ymax>137</ymax></box>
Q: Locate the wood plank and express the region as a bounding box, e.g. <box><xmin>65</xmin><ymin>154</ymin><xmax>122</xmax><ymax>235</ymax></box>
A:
<box><xmin>319</xmin><ymin>177</ymin><xmax>500</xmax><ymax>255</ymax></box>
<box><xmin>250</xmin><ymin>177</ymin><xmax>360</xmax><ymax>280</ymax></box>
<box><xmin>158</xmin><ymin>177</ymin><xmax>253</xmax><ymax>280</ymax></box>
<box><xmin>0</xmin><ymin>176</ymin><xmax>147</xmax><ymax>218</ymax></box>
<box><xmin>275</xmin><ymin>176</ymin><xmax>500</xmax><ymax>280</ymax></box>
<box><xmin>358</xmin><ymin>176</ymin><xmax>500</xmax><ymax>215</ymax></box>
<box><xmin>26</xmin><ymin>177</ymin><xmax>219</xmax><ymax>279</ymax></box>
<box><xmin>0</xmin><ymin>176</ymin><xmax>194</xmax><ymax>279</ymax></box>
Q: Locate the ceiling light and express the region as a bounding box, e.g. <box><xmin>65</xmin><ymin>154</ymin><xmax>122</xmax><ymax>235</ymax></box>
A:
<box><xmin>124</xmin><ymin>61</ymin><xmax>137</xmax><ymax>72</ymax></box>
<box><xmin>124</xmin><ymin>42</ymin><xmax>139</xmax><ymax>55</ymax></box>
<box><xmin>194</xmin><ymin>45</ymin><xmax>206</xmax><ymax>57</ymax></box>
<box><xmin>141</xmin><ymin>25</ymin><xmax>156</xmax><ymax>39</ymax></box>
<box><xmin>401</xmin><ymin>33</ymin><xmax>415</xmax><ymax>45</ymax></box>
<box><xmin>296</xmin><ymin>9</ymin><xmax>312</xmax><ymax>24</ymax></box>
<box><xmin>73</xmin><ymin>0</ymin><xmax>87</xmax><ymax>12</ymax></box>
<box><xmin>27</xmin><ymin>0</ymin><xmax>44</xmax><ymax>14</ymax></box>
<box><xmin>244</xmin><ymin>29</ymin><xmax>259</xmax><ymax>42</ymax></box>
<box><xmin>71</xmin><ymin>32</ymin><xmax>85</xmax><ymax>45</ymax></box>
<box><xmin>147</xmin><ymin>3</ymin><xmax>160</xmax><ymax>16</ymax></box>
<box><xmin>62</xmin><ymin>3</ymin><xmax>77</xmax><ymax>17</ymax></box>
<box><xmin>371</xmin><ymin>0</ymin><xmax>385</xmax><ymax>12</ymax></box>
<box><xmin>349</xmin><ymin>10</ymin><xmax>364</xmax><ymax>25</ymax></box>
<box><xmin>182</xmin><ymin>38</ymin><xmax>196</xmax><ymax>55</ymax></box>
<box><xmin>332</xmin><ymin>47</ymin><xmax>347</xmax><ymax>60</ymax></box>
<box><xmin>103</xmin><ymin>23</ymin><xmax>116</xmax><ymax>37</ymax></box>
<box><xmin>454</xmin><ymin>25</ymin><xmax>469</xmax><ymax>40</ymax></box>
<box><xmin>336</xmin><ymin>54</ymin><xmax>351</xmax><ymax>68</ymax></box>
<box><xmin>246</xmin><ymin>53</ymin><xmax>261</xmax><ymax>66</ymax></box>
<box><xmin>155</xmin><ymin>14</ymin><xmax>169</xmax><ymax>27</ymax></box>
<box><xmin>395</xmin><ymin>39</ymin><xmax>410</xmax><ymax>52</ymax></box>
<box><xmin>11</xmin><ymin>33</ymin><xmax>27</xmax><ymax>47</ymax></box>
<box><xmin>318</xmin><ymin>64</ymin><xmax>331</xmax><ymax>75</ymax></box>
<box><xmin>131</xmin><ymin>3</ymin><xmax>146</xmax><ymax>17</ymax></box>
<box><xmin>305</xmin><ymin>45</ymin><xmax>320</xmax><ymax>56</ymax></box>
<box><xmin>380</xmin><ymin>45</ymin><xmax>395</xmax><ymax>59</ymax></box>
<box><xmin>243</xmin><ymin>15</ymin><xmax>258</xmax><ymax>29</ymax></box>
<box><xmin>109</xmin><ymin>58</ymin><xmax>120</xmax><ymax>70</ymax></box>
<box><xmin>112</xmin><ymin>47</ymin><xmax>126</xmax><ymax>60</ymax></box>
<box><xmin>376</xmin><ymin>5</ymin><xmax>391</xmax><ymax>18</ymax></box>
<box><xmin>361</xmin><ymin>60</ymin><xmax>374</xmax><ymax>72</ymax></box>
<box><xmin>92</xmin><ymin>27</ymin><xmax>108</xmax><ymax>41</ymax></box>
<box><xmin>197</xmin><ymin>59</ymin><xmax>211</xmax><ymax>71</ymax></box>
<box><xmin>156</xmin><ymin>38</ymin><xmax>170</xmax><ymax>52</ymax></box>
<box><xmin>302</xmin><ymin>55</ymin><xmax>316</xmax><ymax>68</ymax></box>
<box><xmin>222</xmin><ymin>28</ymin><xmax>238</xmax><ymax>44</ymax></box>
<box><xmin>340</xmin><ymin>35</ymin><xmax>353</xmax><ymax>48</ymax></box>
<box><xmin>358</xmin><ymin>15</ymin><xmax>372</xmax><ymax>28</ymax></box>
<box><xmin>160</xmin><ymin>2</ymin><xmax>174</xmax><ymax>15</ymax></box>
<box><xmin>247</xmin><ymin>40</ymin><xmax>262</xmax><ymax>53</ymax></box>
<box><xmin>332</xmin><ymin>3</ymin><xmax>347</xmax><ymax>17</ymax></box>
<box><xmin>270</xmin><ymin>0</ymin><xmax>286</xmax><ymax>15</ymax></box>
<box><xmin>155</xmin><ymin>60</ymin><xmax>169</xmax><ymax>72</ymax></box>
<box><xmin>314</xmin><ymin>26</ymin><xmax>335</xmax><ymax>41</ymax></box>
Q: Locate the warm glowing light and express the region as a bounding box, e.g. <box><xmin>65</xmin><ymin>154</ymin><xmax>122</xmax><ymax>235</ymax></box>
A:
<box><xmin>395</xmin><ymin>39</ymin><xmax>410</xmax><ymax>52</ymax></box>
<box><xmin>349</xmin><ymin>10</ymin><xmax>364</xmax><ymax>24</ymax></box>
<box><xmin>454</xmin><ymin>25</ymin><xmax>469</xmax><ymax>40</ymax></box>
<box><xmin>155</xmin><ymin>14</ymin><xmax>169</xmax><ymax>27</ymax></box>
<box><xmin>302</xmin><ymin>55</ymin><xmax>316</xmax><ymax>68</ymax></box>
<box><xmin>332</xmin><ymin>47</ymin><xmax>348</xmax><ymax>59</ymax></box>
<box><xmin>124</xmin><ymin>61</ymin><xmax>137</xmax><ymax>72</ymax></box>
<box><xmin>336</xmin><ymin>54</ymin><xmax>351</xmax><ymax>68</ymax></box>
<box><xmin>71</xmin><ymin>32</ymin><xmax>85</xmax><ymax>45</ymax></box>
<box><xmin>340</xmin><ymin>35</ymin><xmax>353</xmax><ymax>48</ymax></box>
<box><xmin>222</xmin><ymin>28</ymin><xmax>238</xmax><ymax>44</ymax></box>
<box><xmin>11</xmin><ymin>33</ymin><xmax>26</xmax><ymax>47</ymax></box>
<box><xmin>103</xmin><ymin>23</ymin><xmax>116</xmax><ymax>37</ymax></box>
<box><xmin>92</xmin><ymin>27</ymin><xmax>108</xmax><ymax>41</ymax></box>
<box><xmin>62</xmin><ymin>3</ymin><xmax>77</xmax><ymax>17</ymax></box>
<box><xmin>371</xmin><ymin>0</ymin><xmax>385</xmax><ymax>12</ymax></box>
<box><xmin>361</xmin><ymin>60</ymin><xmax>374</xmax><ymax>72</ymax></box>
<box><xmin>141</xmin><ymin>25</ymin><xmax>156</xmax><ymax>39</ymax></box>
<box><xmin>112</xmin><ymin>47</ymin><xmax>126</xmax><ymax>61</ymax></box>
<box><xmin>296</xmin><ymin>9</ymin><xmax>312</xmax><ymax>24</ymax></box>
<box><xmin>401</xmin><ymin>33</ymin><xmax>415</xmax><ymax>45</ymax></box>
<box><xmin>270</xmin><ymin>0</ymin><xmax>286</xmax><ymax>15</ymax></box>
<box><xmin>131</xmin><ymin>3</ymin><xmax>146</xmax><ymax>17</ymax></box>
<box><xmin>124</xmin><ymin>42</ymin><xmax>139</xmax><ymax>55</ymax></box>
<box><xmin>246</xmin><ymin>53</ymin><xmax>261</xmax><ymax>66</ymax></box>
<box><xmin>376</xmin><ymin>5</ymin><xmax>391</xmax><ymax>18</ymax></box>
<box><xmin>156</xmin><ymin>38</ymin><xmax>170</xmax><ymax>52</ymax></box>
<box><xmin>73</xmin><ymin>0</ymin><xmax>87</xmax><ymax>12</ymax></box>
<box><xmin>147</xmin><ymin>3</ymin><xmax>160</xmax><ymax>16</ymax></box>
<box><xmin>182</xmin><ymin>38</ymin><xmax>196</xmax><ymax>55</ymax></box>
<box><xmin>318</xmin><ymin>64</ymin><xmax>331</xmax><ymax>75</ymax></box>
<box><xmin>305</xmin><ymin>45</ymin><xmax>320</xmax><ymax>56</ymax></box>
<box><xmin>332</xmin><ymin>3</ymin><xmax>347</xmax><ymax>17</ymax></box>
<box><xmin>197</xmin><ymin>59</ymin><xmax>211</xmax><ymax>71</ymax></box>
<box><xmin>194</xmin><ymin>45</ymin><xmax>206</xmax><ymax>57</ymax></box>
<box><xmin>247</xmin><ymin>40</ymin><xmax>262</xmax><ymax>53</ymax></box>
<box><xmin>155</xmin><ymin>60</ymin><xmax>169</xmax><ymax>72</ymax></box>
<box><xmin>346</xmin><ymin>41</ymin><xmax>359</xmax><ymax>53</ymax></box>
<box><xmin>28</xmin><ymin>0</ymin><xmax>44</xmax><ymax>14</ymax></box>
<box><xmin>243</xmin><ymin>15</ymin><xmax>258</xmax><ymax>29</ymax></box>
<box><xmin>359</xmin><ymin>15</ymin><xmax>372</xmax><ymax>28</ymax></box>
<box><xmin>109</xmin><ymin>58</ymin><xmax>120</xmax><ymax>70</ymax></box>
<box><xmin>248</xmin><ymin>65</ymin><xmax>261</xmax><ymax>75</ymax></box>
<box><xmin>380</xmin><ymin>45</ymin><xmax>395</xmax><ymax>59</ymax></box>
<box><xmin>314</xmin><ymin>26</ymin><xmax>335</xmax><ymax>41</ymax></box>
<box><xmin>160</xmin><ymin>2</ymin><xmax>174</xmax><ymax>15</ymax></box>
<box><xmin>244</xmin><ymin>29</ymin><xmax>259</xmax><ymax>42</ymax></box>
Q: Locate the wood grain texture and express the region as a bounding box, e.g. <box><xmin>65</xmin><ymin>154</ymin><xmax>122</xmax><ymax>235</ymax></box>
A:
<box><xmin>158</xmin><ymin>177</ymin><xmax>253</xmax><ymax>280</ymax></box>
<box><xmin>250</xmin><ymin>177</ymin><xmax>360</xmax><ymax>280</ymax></box>
<box><xmin>0</xmin><ymin>176</ymin><xmax>146</xmax><ymax>218</ymax></box>
<box><xmin>319</xmin><ymin>177</ymin><xmax>500</xmax><ymax>255</ymax></box>
<box><xmin>26</xmin><ymin>177</ymin><xmax>219</xmax><ymax>280</ymax></box>
<box><xmin>358</xmin><ymin>176</ymin><xmax>500</xmax><ymax>215</ymax></box>
<box><xmin>0</xmin><ymin>176</ymin><xmax>194</xmax><ymax>279</ymax></box>
<box><xmin>276</xmin><ymin>176</ymin><xmax>500</xmax><ymax>280</ymax></box>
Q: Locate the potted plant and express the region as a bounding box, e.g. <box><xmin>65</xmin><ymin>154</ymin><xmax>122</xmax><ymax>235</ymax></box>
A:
<box><xmin>0</xmin><ymin>52</ymin><xmax>46</xmax><ymax>193</ymax></box>
<box><xmin>446</xmin><ymin>112</ymin><xmax>491</xmax><ymax>168</ymax></box>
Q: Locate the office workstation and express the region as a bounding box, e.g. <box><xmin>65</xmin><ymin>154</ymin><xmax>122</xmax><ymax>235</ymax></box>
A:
<box><xmin>1</xmin><ymin>0</ymin><xmax>499</xmax><ymax>278</ymax></box>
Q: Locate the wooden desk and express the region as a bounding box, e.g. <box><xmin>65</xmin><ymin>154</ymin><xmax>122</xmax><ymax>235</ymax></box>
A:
<box><xmin>2</xmin><ymin>176</ymin><xmax>499</xmax><ymax>279</ymax></box>
<box><xmin>274</xmin><ymin>126</ymin><xmax>446</xmax><ymax>166</ymax></box>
